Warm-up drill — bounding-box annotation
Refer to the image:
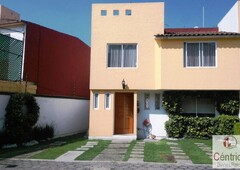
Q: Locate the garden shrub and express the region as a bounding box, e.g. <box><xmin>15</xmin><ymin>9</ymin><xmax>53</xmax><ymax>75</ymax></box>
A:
<box><xmin>32</xmin><ymin>124</ymin><xmax>54</xmax><ymax>141</ymax></box>
<box><xmin>3</xmin><ymin>93</ymin><xmax>40</xmax><ymax>145</ymax></box>
<box><xmin>162</xmin><ymin>91</ymin><xmax>184</xmax><ymax>114</ymax></box>
<box><xmin>214</xmin><ymin>115</ymin><xmax>239</xmax><ymax>135</ymax></box>
<box><xmin>165</xmin><ymin>114</ymin><xmax>240</xmax><ymax>139</ymax></box>
<box><xmin>186</xmin><ymin>117</ymin><xmax>214</xmax><ymax>139</ymax></box>
<box><xmin>165</xmin><ymin>115</ymin><xmax>188</xmax><ymax>138</ymax></box>
<box><xmin>234</xmin><ymin>123</ymin><xmax>240</xmax><ymax>135</ymax></box>
<box><xmin>215</xmin><ymin>91</ymin><xmax>239</xmax><ymax>115</ymax></box>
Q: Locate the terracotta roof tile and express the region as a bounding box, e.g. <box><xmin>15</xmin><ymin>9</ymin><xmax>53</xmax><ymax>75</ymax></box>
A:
<box><xmin>155</xmin><ymin>28</ymin><xmax>240</xmax><ymax>38</ymax></box>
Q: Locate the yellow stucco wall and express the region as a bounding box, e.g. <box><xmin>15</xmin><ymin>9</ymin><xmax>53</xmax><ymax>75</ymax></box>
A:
<box><xmin>90</xmin><ymin>2</ymin><xmax>164</xmax><ymax>90</ymax></box>
<box><xmin>158</xmin><ymin>38</ymin><xmax>240</xmax><ymax>90</ymax></box>
<box><xmin>89</xmin><ymin>2</ymin><xmax>164</xmax><ymax>137</ymax></box>
<box><xmin>89</xmin><ymin>91</ymin><xmax>137</xmax><ymax>137</ymax></box>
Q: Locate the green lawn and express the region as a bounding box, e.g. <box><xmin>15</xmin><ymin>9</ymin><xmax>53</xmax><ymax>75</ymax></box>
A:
<box><xmin>144</xmin><ymin>139</ymin><xmax>175</xmax><ymax>163</ymax></box>
<box><xmin>1</xmin><ymin>134</ymin><xmax>212</xmax><ymax>164</ymax></box>
<box><xmin>177</xmin><ymin>138</ymin><xmax>212</xmax><ymax>164</ymax></box>
<box><xmin>31</xmin><ymin>137</ymin><xmax>87</xmax><ymax>159</ymax></box>
<box><xmin>0</xmin><ymin>134</ymin><xmax>85</xmax><ymax>159</ymax></box>
<box><xmin>123</xmin><ymin>140</ymin><xmax>137</xmax><ymax>161</ymax></box>
<box><xmin>76</xmin><ymin>140</ymin><xmax>111</xmax><ymax>160</ymax></box>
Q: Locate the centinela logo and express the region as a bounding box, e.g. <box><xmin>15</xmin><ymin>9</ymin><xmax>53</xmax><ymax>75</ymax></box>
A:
<box><xmin>223</xmin><ymin>136</ymin><xmax>237</xmax><ymax>149</ymax></box>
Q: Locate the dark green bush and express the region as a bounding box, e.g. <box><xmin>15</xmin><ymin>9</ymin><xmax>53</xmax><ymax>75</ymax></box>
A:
<box><xmin>234</xmin><ymin>123</ymin><xmax>240</xmax><ymax>135</ymax></box>
<box><xmin>165</xmin><ymin>115</ymin><xmax>240</xmax><ymax>139</ymax></box>
<box><xmin>165</xmin><ymin>115</ymin><xmax>188</xmax><ymax>138</ymax></box>
<box><xmin>215</xmin><ymin>91</ymin><xmax>239</xmax><ymax>115</ymax></box>
<box><xmin>32</xmin><ymin>124</ymin><xmax>54</xmax><ymax>141</ymax></box>
<box><xmin>162</xmin><ymin>91</ymin><xmax>184</xmax><ymax>114</ymax></box>
<box><xmin>186</xmin><ymin>117</ymin><xmax>214</xmax><ymax>139</ymax></box>
<box><xmin>3</xmin><ymin>93</ymin><xmax>40</xmax><ymax>145</ymax></box>
<box><xmin>214</xmin><ymin>115</ymin><xmax>239</xmax><ymax>135</ymax></box>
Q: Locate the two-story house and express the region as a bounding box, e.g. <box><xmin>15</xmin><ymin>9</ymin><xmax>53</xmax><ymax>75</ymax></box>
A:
<box><xmin>89</xmin><ymin>1</ymin><xmax>240</xmax><ymax>139</ymax></box>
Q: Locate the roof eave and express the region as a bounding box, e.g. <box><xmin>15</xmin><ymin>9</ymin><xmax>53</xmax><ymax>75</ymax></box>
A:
<box><xmin>155</xmin><ymin>35</ymin><xmax>240</xmax><ymax>39</ymax></box>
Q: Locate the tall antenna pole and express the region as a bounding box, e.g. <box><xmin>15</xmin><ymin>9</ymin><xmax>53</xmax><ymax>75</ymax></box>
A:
<box><xmin>202</xmin><ymin>6</ymin><xmax>205</xmax><ymax>28</ymax></box>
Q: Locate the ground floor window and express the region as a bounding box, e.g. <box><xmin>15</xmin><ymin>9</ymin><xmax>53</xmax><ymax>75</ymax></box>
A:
<box><xmin>155</xmin><ymin>93</ymin><xmax>161</xmax><ymax>110</ymax></box>
<box><xmin>182</xmin><ymin>97</ymin><xmax>215</xmax><ymax>117</ymax></box>
<box><xmin>105</xmin><ymin>93</ymin><xmax>111</xmax><ymax>110</ymax></box>
<box><xmin>93</xmin><ymin>93</ymin><xmax>99</xmax><ymax>109</ymax></box>
<box><xmin>144</xmin><ymin>93</ymin><xmax>150</xmax><ymax>110</ymax></box>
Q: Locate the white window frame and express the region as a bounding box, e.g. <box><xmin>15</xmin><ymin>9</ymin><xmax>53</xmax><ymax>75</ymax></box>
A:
<box><xmin>107</xmin><ymin>44</ymin><xmax>138</xmax><ymax>69</ymax></box>
<box><xmin>184</xmin><ymin>42</ymin><xmax>217</xmax><ymax>68</ymax></box>
<box><xmin>93</xmin><ymin>93</ymin><xmax>99</xmax><ymax>110</ymax></box>
<box><xmin>104</xmin><ymin>93</ymin><xmax>111</xmax><ymax>110</ymax></box>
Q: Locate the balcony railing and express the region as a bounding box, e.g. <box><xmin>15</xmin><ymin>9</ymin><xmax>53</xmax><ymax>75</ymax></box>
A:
<box><xmin>0</xmin><ymin>33</ymin><xmax>23</xmax><ymax>81</ymax></box>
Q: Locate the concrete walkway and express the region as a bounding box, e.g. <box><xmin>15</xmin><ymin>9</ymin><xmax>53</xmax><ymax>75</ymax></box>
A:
<box><xmin>55</xmin><ymin>141</ymin><xmax>98</xmax><ymax>162</ymax></box>
<box><xmin>93</xmin><ymin>140</ymin><xmax>131</xmax><ymax>161</ymax></box>
<box><xmin>167</xmin><ymin>141</ymin><xmax>193</xmax><ymax>164</ymax></box>
<box><xmin>195</xmin><ymin>143</ymin><xmax>212</xmax><ymax>159</ymax></box>
<box><xmin>128</xmin><ymin>141</ymin><xmax>145</xmax><ymax>162</ymax></box>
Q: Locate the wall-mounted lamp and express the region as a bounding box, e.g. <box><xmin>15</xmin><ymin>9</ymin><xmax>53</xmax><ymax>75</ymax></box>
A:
<box><xmin>122</xmin><ymin>79</ymin><xmax>126</xmax><ymax>89</ymax></box>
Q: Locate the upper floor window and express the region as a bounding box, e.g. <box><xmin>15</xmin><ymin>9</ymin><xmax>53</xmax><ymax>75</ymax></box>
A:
<box><xmin>125</xmin><ymin>9</ymin><xmax>132</xmax><ymax>16</ymax></box>
<box><xmin>107</xmin><ymin>44</ymin><xmax>137</xmax><ymax>68</ymax></box>
<box><xmin>101</xmin><ymin>10</ymin><xmax>107</xmax><ymax>16</ymax></box>
<box><xmin>113</xmin><ymin>10</ymin><xmax>119</xmax><ymax>16</ymax></box>
<box><xmin>184</xmin><ymin>42</ymin><xmax>216</xmax><ymax>67</ymax></box>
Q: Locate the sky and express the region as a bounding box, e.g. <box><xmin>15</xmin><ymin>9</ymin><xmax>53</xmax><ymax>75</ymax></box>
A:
<box><xmin>0</xmin><ymin>0</ymin><xmax>237</xmax><ymax>46</ymax></box>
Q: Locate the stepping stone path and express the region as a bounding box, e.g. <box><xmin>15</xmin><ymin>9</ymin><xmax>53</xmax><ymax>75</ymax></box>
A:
<box><xmin>195</xmin><ymin>143</ymin><xmax>212</xmax><ymax>159</ymax></box>
<box><xmin>93</xmin><ymin>140</ymin><xmax>131</xmax><ymax>161</ymax></box>
<box><xmin>167</xmin><ymin>142</ymin><xmax>193</xmax><ymax>164</ymax></box>
<box><xmin>55</xmin><ymin>141</ymin><xmax>98</xmax><ymax>162</ymax></box>
<box><xmin>128</xmin><ymin>141</ymin><xmax>145</xmax><ymax>162</ymax></box>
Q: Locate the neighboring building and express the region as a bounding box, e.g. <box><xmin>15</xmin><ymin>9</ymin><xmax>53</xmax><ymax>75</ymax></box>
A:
<box><xmin>0</xmin><ymin>6</ymin><xmax>90</xmax><ymax>98</ymax></box>
<box><xmin>89</xmin><ymin>2</ymin><xmax>240</xmax><ymax>139</ymax></box>
<box><xmin>0</xmin><ymin>5</ymin><xmax>90</xmax><ymax>137</ymax></box>
<box><xmin>0</xmin><ymin>5</ymin><xmax>20</xmax><ymax>24</ymax></box>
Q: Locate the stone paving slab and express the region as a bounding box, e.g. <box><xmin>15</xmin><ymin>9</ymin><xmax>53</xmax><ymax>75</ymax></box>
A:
<box><xmin>131</xmin><ymin>151</ymin><xmax>144</xmax><ymax>155</ymax></box>
<box><xmin>128</xmin><ymin>158</ymin><xmax>144</xmax><ymax>162</ymax></box>
<box><xmin>167</xmin><ymin>142</ymin><xmax>178</xmax><ymax>145</ymax></box>
<box><xmin>93</xmin><ymin>154</ymin><xmax>124</xmax><ymax>161</ymax></box>
<box><xmin>171</xmin><ymin>152</ymin><xmax>186</xmax><ymax>155</ymax></box>
<box><xmin>111</xmin><ymin>140</ymin><xmax>132</xmax><ymax>144</ymax></box>
<box><xmin>130</xmin><ymin>154</ymin><xmax>144</xmax><ymax>158</ymax></box>
<box><xmin>55</xmin><ymin>151</ymin><xmax>84</xmax><ymax>162</ymax></box>
<box><xmin>101</xmin><ymin>149</ymin><xmax>127</xmax><ymax>155</ymax></box>
<box><xmin>101</xmin><ymin>149</ymin><xmax>127</xmax><ymax>154</ymax></box>
<box><xmin>177</xmin><ymin>159</ymin><xmax>193</xmax><ymax>164</ymax></box>
<box><xmin>108</xmin><ymin>144</ymin><xmax>130</xmax><ymax>148</ymax></box>
<box><xmin>174</xmin><ymin>155</ymin><xmax>190</xmax><ymax>160</ymax></box>
<box><xmin>170</xmin><ymin>146</ymin><xmax>181</xmax><ymax>150</ymax></box>
<box><xmin>132</xmin><ymin>148</ymin><xmax>144</xmax><ymax>151</ymax></box>
<box><xmin>81</xmin><ymin>145</ymin><xmax>95</xmax><ymax>148</ymax></box>
<box><xmin>171</xmin><ymin>149</ymin><xmax>183</xmax><ymax>152</ymax></box>
<box><xmin>75</xmin><ymin>147</ymin><xmax>89</xmax><ymax>151</ymax></box>
<box><xmin>195</xmin><ymin>143</ymin><xmax>206</xmax><ymax>146</ymax></box>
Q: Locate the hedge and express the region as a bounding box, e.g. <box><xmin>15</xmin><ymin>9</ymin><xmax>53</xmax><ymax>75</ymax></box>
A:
<box><xmin>165</xmin><ymin>115</ymin><xmax>240</xmax><ymax>139</ymax></box>
<box><xmin>234</xmin><ymin>123</ymin><xmax>240</xmax><ymax>135</ymax></box>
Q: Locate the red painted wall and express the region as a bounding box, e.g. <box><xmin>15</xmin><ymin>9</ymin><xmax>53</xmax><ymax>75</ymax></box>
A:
<box><xmin>23</xmin><ymin>21</ymin><xmax>90</xmax><ymax>98</ymax></box>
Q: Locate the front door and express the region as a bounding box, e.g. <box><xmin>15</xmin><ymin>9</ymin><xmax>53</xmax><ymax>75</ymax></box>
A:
<box><xmin>114</xmin><ymin>93</ymin><xmax>134</xmax><ymax>134</ymax></box>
